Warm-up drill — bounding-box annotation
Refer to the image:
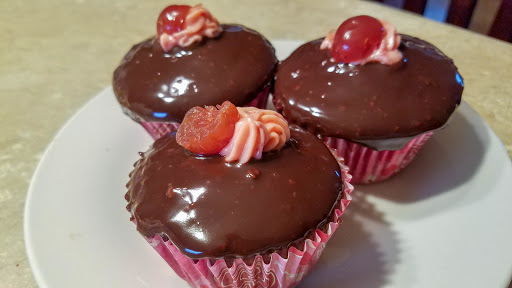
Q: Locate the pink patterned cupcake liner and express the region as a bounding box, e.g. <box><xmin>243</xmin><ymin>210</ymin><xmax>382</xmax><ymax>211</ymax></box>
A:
<box><xmin>141</xmin><ymin>121</ymin><xmax>181</xmax><ymax>140</ymax></box>
<box><xmin>140</xmin><ymin>87</ymin><xmax>271</xmax><ymax>140</ymax></box>
<box><xmin>325</xmin><ymin>132</ymin><xmax>433</xmax><ymax>184</ymax></box>
<box><xmin>140</xmin><ymin>160</ymin><xmax>353</xmax><ymax>288</ymax></box>
<box><xmin>245</xmin><ymin>85</ymin><xmax>271</xmax><ymax>110</ymax></box>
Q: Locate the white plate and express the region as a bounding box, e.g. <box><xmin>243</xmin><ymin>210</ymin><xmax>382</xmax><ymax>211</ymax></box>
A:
<box><xmin>25</xmin><ymin>40</ymin><xmax>512</xmax><ymax>288</ymax></box>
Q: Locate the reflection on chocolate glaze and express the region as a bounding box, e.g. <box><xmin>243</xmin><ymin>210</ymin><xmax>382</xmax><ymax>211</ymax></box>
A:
<box><xmin>274</xmin><ymin>35</ymin><xmax>463</xmax><ymax>150</ymax></box>
<box><xmin>126</xmin><ymin>126</ymin><xmax>344</xmax><ymax>259</ymax></box>
<box><xmin>114</xmin><ymin>24</ymin><xmax>277</xmax><ymax>123</ymax></box>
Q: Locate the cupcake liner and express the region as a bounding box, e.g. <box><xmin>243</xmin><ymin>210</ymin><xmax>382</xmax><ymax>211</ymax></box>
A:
<box><xmin>325</xmin><ymin>132</ymin><xmax>433</xmax><ymax>184</ymax></box>
<box><xmin>141</xmin><ymin>121</ymin><xmax>181</xmax><ymax>140</ymax></box>
<box><xmin>140</xmin><ymin>86</ymin><xmax>271</xmax><ymax>140</ymax></box>
<box><xmin>140</xmin><ymin>158</ymin><xmax>353</xmax><ymax>288</ymax></box>
<box><xmin>245</xmin><ymin>85</ymin><xmax>270</xmax><ymax>110</ymax></box>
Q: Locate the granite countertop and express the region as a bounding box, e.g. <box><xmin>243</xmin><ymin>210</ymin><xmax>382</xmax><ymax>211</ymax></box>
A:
<box><xmin>1</xmin><ymin>0</ymin><xmax>511</xmax><ymax>286</ymax></box>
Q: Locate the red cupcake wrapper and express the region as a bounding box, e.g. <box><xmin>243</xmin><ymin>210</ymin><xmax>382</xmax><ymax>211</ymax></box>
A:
<box><xmin>140</xmin><ymin>87</ymin><xmax>271</xmax><ymax>140</ymax></box>
<box><xmin>140</xmin><ymin>158</ymin><xmax>353</xmax><ymax>288</ymax></box>
<box><xmin>325</xmin><ymin>132</ymin><xmax>433</xmax><ymax>184</ymax></box>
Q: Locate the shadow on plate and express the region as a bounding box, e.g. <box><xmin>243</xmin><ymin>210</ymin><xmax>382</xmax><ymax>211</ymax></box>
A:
<box><xmin>361</xmin><ymin>102</ymin><xmax>490</xmax><ymax>204</ymax></box>
<box><xmin>299</xmin><ymin>190</ymin><xmax>400</xmax><ymax>288</ymax></box>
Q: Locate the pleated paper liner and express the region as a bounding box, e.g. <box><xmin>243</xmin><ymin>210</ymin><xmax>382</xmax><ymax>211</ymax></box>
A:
<box><xmin>325</xmin><ymin>132</ymin><xmax>433</xmax><ymax>184</ymax></box>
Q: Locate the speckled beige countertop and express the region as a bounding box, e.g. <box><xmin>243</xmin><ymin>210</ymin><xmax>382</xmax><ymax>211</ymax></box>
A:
<box><xmin>1</xmin><ymin>0</ymin><xmax>511</xmax><ymax>287</ymax></box>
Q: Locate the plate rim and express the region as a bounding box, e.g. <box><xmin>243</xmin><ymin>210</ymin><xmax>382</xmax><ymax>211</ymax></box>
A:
<box><xmin>23</xmin><ymin>87</ymin><xmax>113</xmax><ymax>288</ymax></box>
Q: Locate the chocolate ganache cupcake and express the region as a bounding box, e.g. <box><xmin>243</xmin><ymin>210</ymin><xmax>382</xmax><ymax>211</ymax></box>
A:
<box><xmin>125</xmin><ymin>102</ymin><xmax>353</xmax><ymax>287</ymax></box>
<box><xmin>273</xmin><ymin>15</ymin><xmax>464</xmax><ymax>184</ymax></box>
<box><xmin>113</xmin><ymin>4</ymin><xmax>277</xmax><ymax>139</ymax></box>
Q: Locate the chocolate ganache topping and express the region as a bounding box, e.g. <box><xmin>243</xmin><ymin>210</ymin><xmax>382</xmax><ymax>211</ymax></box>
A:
<box><xmin>273</xmin><ymin>35</ymin><xmax>464</xmax><ymax>150</ymax></box>
<box><xmin>125</xmin><ymin>126</ymin><xmax>344</xmax><ymax>259</ymax></box>
<box><xmin>113</xmin><ymin>24</ymin><xmax>277</xmax><ymax>123</ymax></box>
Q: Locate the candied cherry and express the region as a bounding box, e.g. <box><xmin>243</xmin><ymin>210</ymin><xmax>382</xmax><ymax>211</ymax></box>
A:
<box><xmin>157</xmin><ymin>5</ymin><xmax>191</xmax><ymax>37</ymax></box>
<box><xmin>331</xmin><ymin>15</ymin><xmax>385</xmax><ymax>63</ymax></box>
<box><xmin>177</xmin><ymin>101</ymin><xmax>240</xmax><ymax>155</ymax></box>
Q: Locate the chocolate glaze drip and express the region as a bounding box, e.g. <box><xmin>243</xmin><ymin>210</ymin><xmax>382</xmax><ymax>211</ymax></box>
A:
<box><xmin>273</xmin><ymin>35</ymin><xmax>464</xmax><ymax>151</ymax></box>
<box><xmin>113</xmin><ymin>24</ymin><xmax>278</xmax><ymax>123</ymax></box>
<box><xmin>125</xmin><ymin>126</ymin><xmax>343</xmax><ymax>259</ymax></box>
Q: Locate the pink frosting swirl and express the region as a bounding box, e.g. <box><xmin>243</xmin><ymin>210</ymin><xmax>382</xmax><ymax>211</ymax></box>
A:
<box><xmin>320</xmin><ymin>31</ymin><xmax>335</xmax><ymax>50</ymax></box>
<box><xmin>159</xmin><ymin>4</ymin><xmax>222</xmax><ymax>52</ymax></box>
<box><xmin>220</xmin><ymin>118</ymin><xmax>268</xmax><ymax>164</ymax></box>
<box><xmin>321</xmin><ymin>19</ymin><xmax>402</xmax><ymax>65</ymax></box>
<box><xmin>237</xmin><ymin>107</ymin><xmax>291</xmax><ymax>151</ymax></box>
<box><xmin>220</xmin><ymin>108</ymin><xmax>290</xmax><ymax>164</ymax></box>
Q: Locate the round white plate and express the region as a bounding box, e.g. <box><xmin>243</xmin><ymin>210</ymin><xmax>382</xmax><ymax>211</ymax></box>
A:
<box><xmin>25</xmin><ymin>40</ymin><xmax>512</xmax><ymax>288</ymax></box>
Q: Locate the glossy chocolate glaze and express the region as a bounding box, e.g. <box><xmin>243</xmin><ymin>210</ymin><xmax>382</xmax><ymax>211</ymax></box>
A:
<box><xmin>273</xmin><ymin>35</ymin><xmax>464</xmax><ymax>150</ymax></box>
<box><xmin>126</xmin><ymin>126</ymin><xmax>343</xmax><ymax>259</ymax></box>
<box><xmin>113</xmin><ymin>25</ymin><xmax>277</xmax><ymax>123</ymax></box>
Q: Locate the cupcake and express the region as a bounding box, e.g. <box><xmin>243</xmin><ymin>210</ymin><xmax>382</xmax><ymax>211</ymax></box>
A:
<box><xmin>125</xmin><ymin>102</ymin><xmax>353</xmax><ymax>287</ymax></box>
<box><xmin>113</xmin><ymin>4</ymin><xmax>278</xmax><ymax>139</ymax></box>
<box><xmin>273</xmin><ymin>15</ymin><xmax>464</xmax><ymax>184</ymax></box>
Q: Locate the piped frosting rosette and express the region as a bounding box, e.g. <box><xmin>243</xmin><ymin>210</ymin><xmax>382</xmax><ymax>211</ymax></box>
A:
<box><xmin>220</xmin><ymin>107</ymin><xmax>291</xmax><ymax>164</ymax></box>
<box><xmin>158</xmin><ymin>4</ymin><xmax>223</xmax><ymax>52</ymax></box>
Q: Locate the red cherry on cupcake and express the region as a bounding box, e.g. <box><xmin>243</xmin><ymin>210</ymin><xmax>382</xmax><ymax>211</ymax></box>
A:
<box><xmin>157</xmin><ymin>5</ymin><xmax>191</xmax><ymax>37</ymax></box>
<box><xmin>330</xmin><ymin>15</ymin><xmax>385</xmax><ymax>63</ymax></box>
<box><xmin>177</xmin><ymin>101</ymin><xmax>240</xmax><ymax>155</ymax></box>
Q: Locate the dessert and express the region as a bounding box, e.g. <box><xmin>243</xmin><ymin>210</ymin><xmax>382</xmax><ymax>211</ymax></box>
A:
<box><xmin>125</xmin><ymin>102</ymin><xmax>353</xmax><ymax>287</ymax></box>
<box><xmin>273</xmin><ymin>15</ymin><xmax>464</xmax><ymax>183</ymax></box>
<box><xmin>113</xmin><ymin>4</ymin><xmax>278</xmax><ymax>139</ymax></box>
